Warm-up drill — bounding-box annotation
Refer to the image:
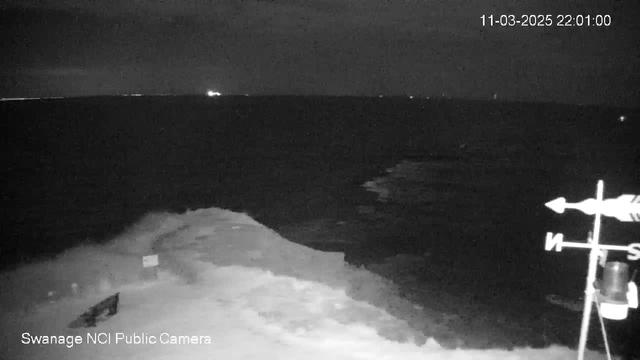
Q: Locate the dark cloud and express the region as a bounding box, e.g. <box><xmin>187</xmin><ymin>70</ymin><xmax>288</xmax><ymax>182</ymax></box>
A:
<box><xmin>1</xmin><ymin>0</ymin><xmax>639</xmax><ymax>105</ymax></box>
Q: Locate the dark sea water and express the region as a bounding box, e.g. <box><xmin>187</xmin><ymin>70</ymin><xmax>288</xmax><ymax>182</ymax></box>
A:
<box><xmin>2</xmin><ymin>95</ymin><xmax>639</xmax><ymax>353</ymax></box>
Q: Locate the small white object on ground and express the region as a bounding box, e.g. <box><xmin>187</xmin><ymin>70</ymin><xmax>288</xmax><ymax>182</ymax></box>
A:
<box><xmin>142</xmin><ymin>254</ymin><xmax>159</xmax><ymax>268</ymax></box>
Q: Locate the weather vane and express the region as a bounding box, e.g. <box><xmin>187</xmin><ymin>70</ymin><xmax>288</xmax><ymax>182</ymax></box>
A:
<box><xmin>544</xmin><ymin>180</ymin><xmax>639</xmax><ymax>360</ymax></box>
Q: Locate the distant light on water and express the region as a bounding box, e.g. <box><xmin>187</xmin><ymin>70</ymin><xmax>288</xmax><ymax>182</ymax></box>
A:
<box><xmin>619</xmin><ymin>115</ymin><xmax>626</xmax><ymax>122</ymax></box>
<box><xmin>0</xmin><ymin>96</ymin><xmax>64</xmax><ymax>101</ymax></box>
<box><xmin>0</xmin><ymin>97</ymin><xmax>34</xmax><ymax>101</ymax></box>
<box><xmin>206</xmin><ymin>90</ymin><xmax>221</xmax><ymax>97</ymax></box>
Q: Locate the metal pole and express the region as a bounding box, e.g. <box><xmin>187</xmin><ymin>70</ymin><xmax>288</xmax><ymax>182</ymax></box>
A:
<box><xmin>561</xmin><ymin>243</ymin><xmax>631</xmax><ymax>252</ymax></box>
<box><xmin>577</xmin><ymin>180</ymin><xmax>604</xmax><ymax>360</ymax></box>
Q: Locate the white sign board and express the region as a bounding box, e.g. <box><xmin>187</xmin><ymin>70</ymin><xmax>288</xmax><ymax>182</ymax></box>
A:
<box><xmin>142</xmin><ymin>254</ymin><xmax>159</xmax><ymax>268</ymax></box>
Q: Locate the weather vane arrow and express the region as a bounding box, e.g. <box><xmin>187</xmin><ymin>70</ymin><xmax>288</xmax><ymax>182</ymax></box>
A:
<box><xmin>545</xmin><ymin>194</ymin><xmax>640</xmax><ymax>222</ymax></box>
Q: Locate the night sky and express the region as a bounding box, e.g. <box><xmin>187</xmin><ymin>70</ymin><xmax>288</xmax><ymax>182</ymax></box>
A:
<box><xmin>1</xmin><ymin>0</ymin><xmax>639</xmax><ymax>106</ymax></box>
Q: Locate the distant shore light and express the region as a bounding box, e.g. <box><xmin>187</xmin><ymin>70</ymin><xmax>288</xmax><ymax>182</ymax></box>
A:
<box><xmin>619</xmin><ymin>115</ymin><xmax>626</xmax><ymax>122</ymax></box>
<box><xmin>206</xmin><ymin>90</ymin><xmax>221</xmax><ymax>97</ymax></box>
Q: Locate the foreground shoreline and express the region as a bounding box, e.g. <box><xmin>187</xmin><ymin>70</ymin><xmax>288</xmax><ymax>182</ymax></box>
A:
<box><xmin>1</xmin><ymin>207</ymin><xmax>614</xmax><ymax>359</ymax></box>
